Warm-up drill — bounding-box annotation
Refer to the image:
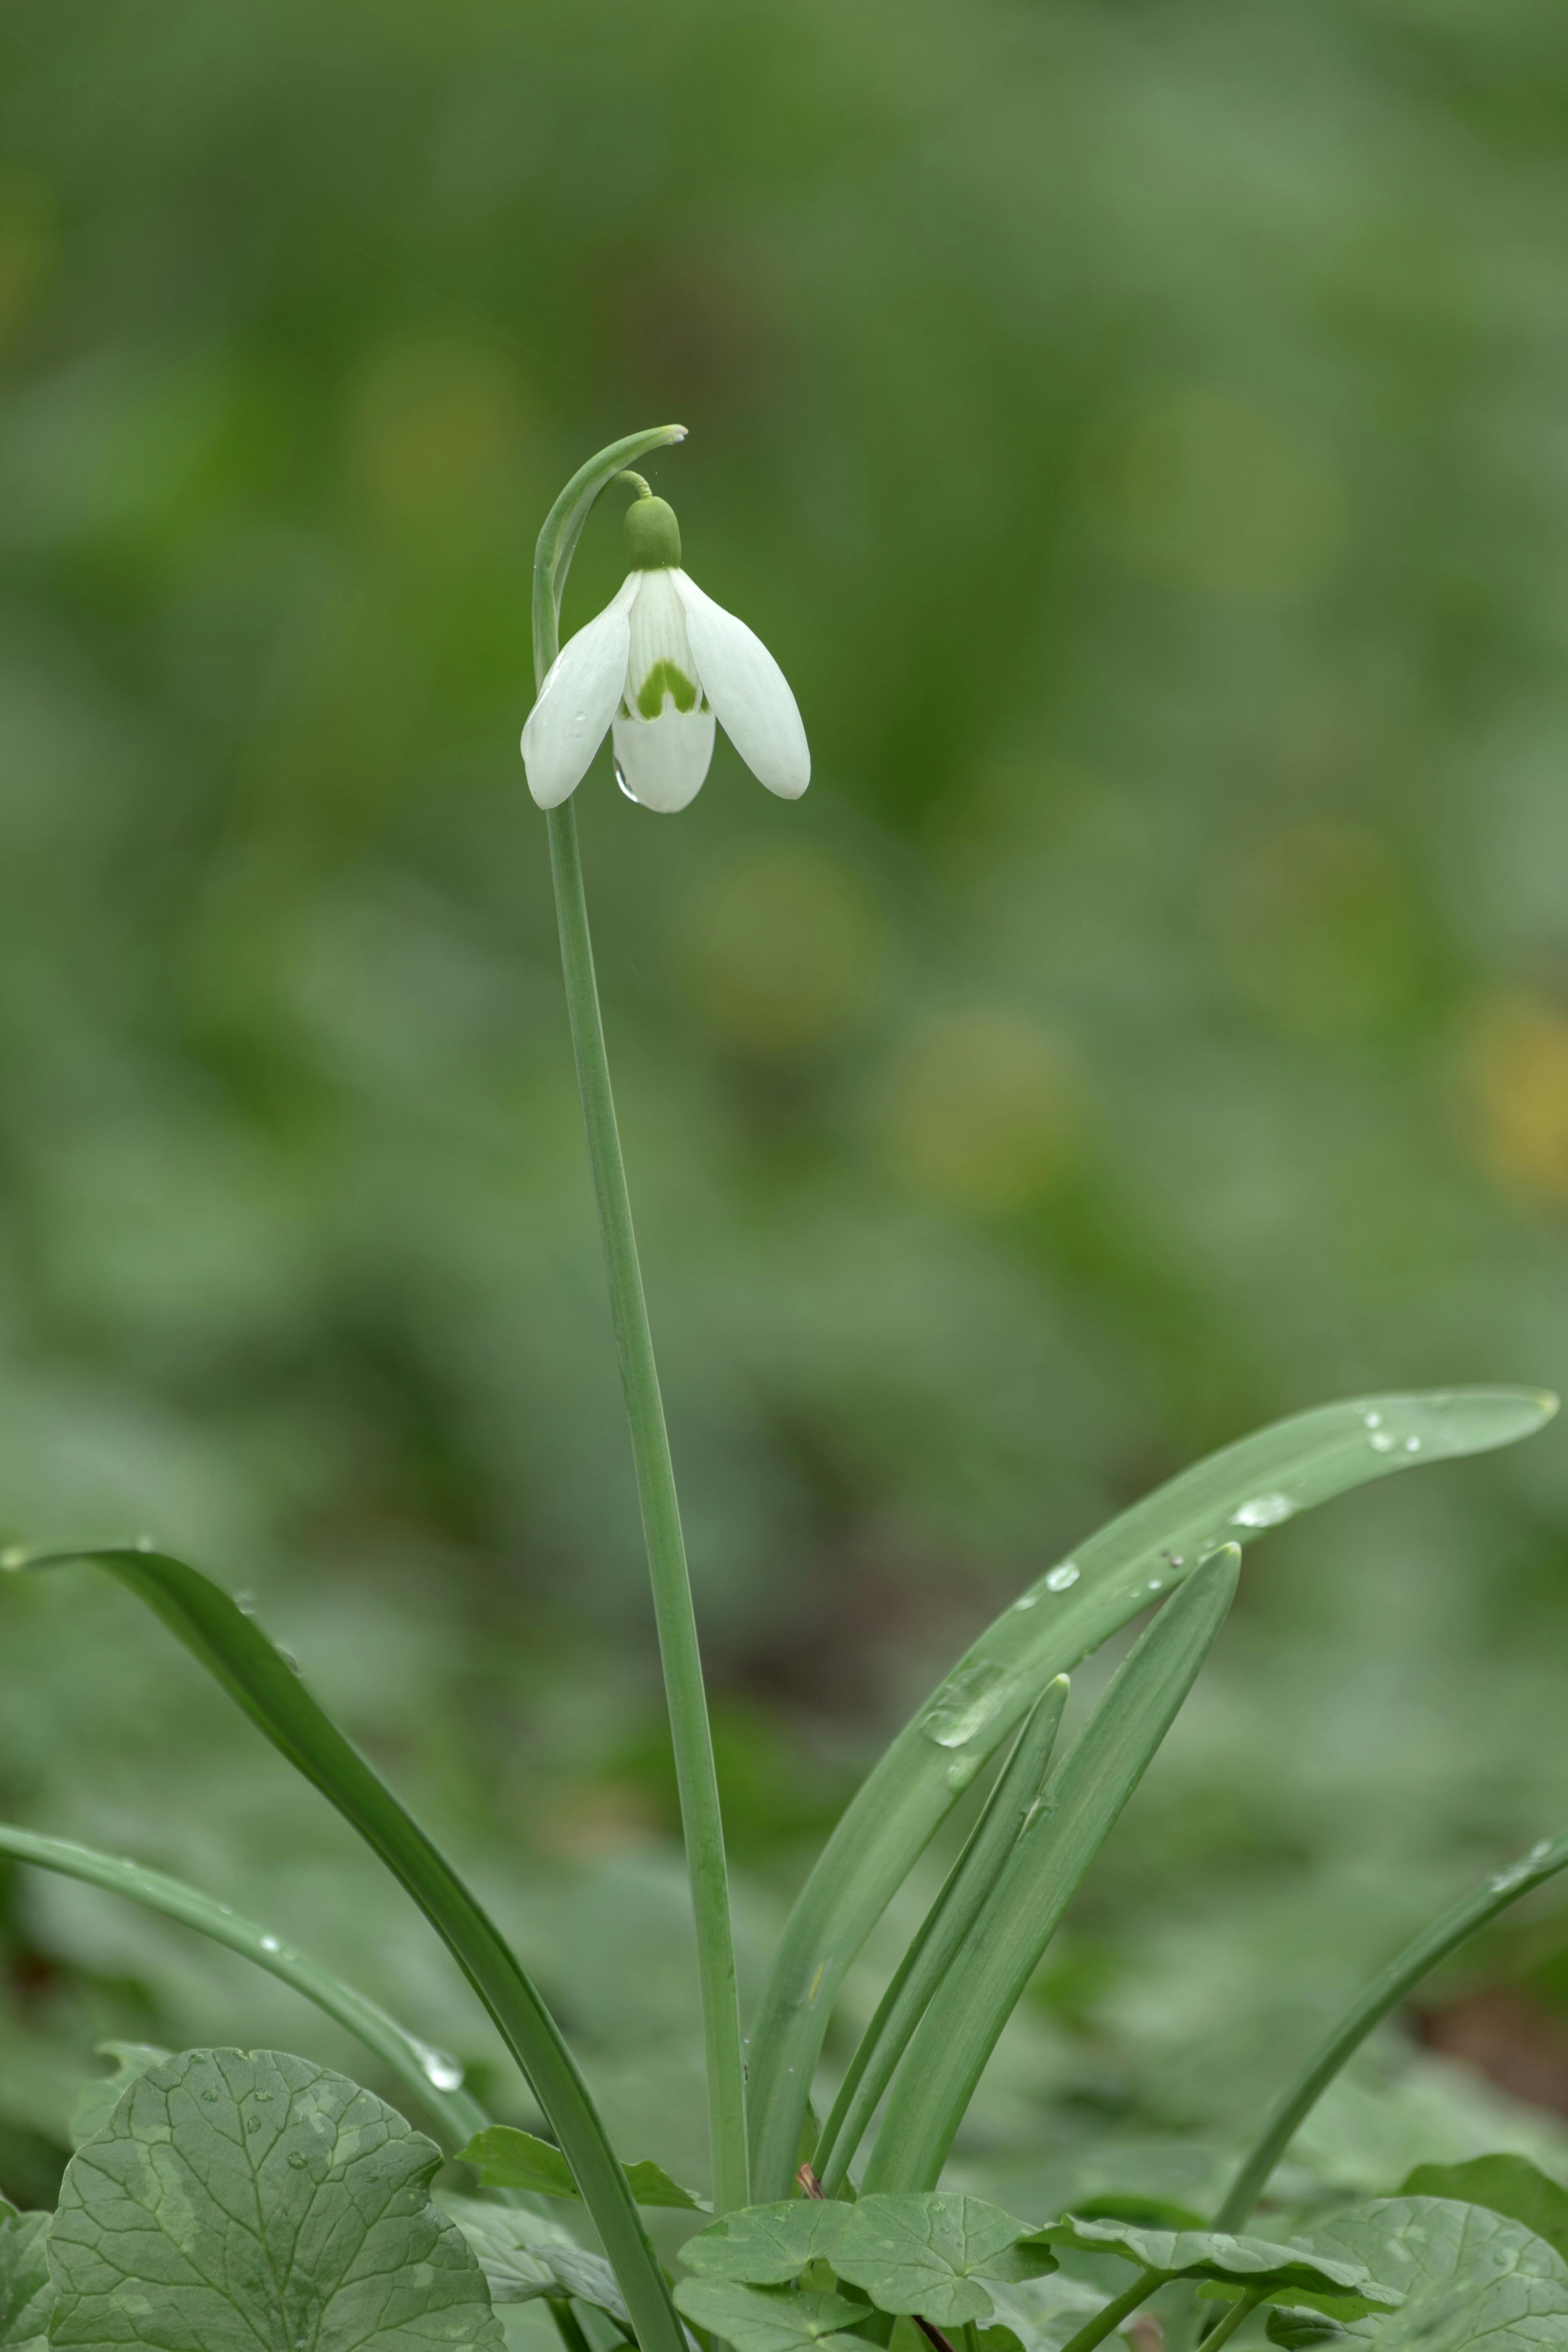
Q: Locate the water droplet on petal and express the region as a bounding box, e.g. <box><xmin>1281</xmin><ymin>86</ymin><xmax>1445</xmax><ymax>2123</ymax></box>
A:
<box><xmin>614</xmin><ymin>756</ymin><xmax>642</xmax><ymax>805</ymax></box>
<box><xmin>1045</xmin><ymin>1562</ymin><xmax>1080</xmax><ymax>1592</ymax></box>
<box><xmin>1231</xmin><ymin>1493</ymin><xmax>1295</xmax><ymax>1528</ymax></box>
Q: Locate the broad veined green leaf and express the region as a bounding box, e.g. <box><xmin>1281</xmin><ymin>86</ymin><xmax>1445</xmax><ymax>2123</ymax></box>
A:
<box><xmin>0</xmin><ymin>2199</ymin><xmax>51</xmax><ymax>2352</ymax></box>
<box><xmin>865</xmin><ymin>1549</ymin><xmax>1242</xmax><ymax>2193</ymax></box>
<box><xmin>988</xmin><ymin>2276</ymin><xmax>1134</xmax><ymax>2352</ymax></box>
<box><xmin>0</xmin><ymin>1822</ymin><xmax>487</xmax><ymax>2151</ymax></box>
<box><xmin>675</xmin><ymin>2281</ymin><xmax>871</xmax><ymax>2352</ymax></box>
<box><xmin>746</xmin><ymin>1388</ymin><xmax>1555</xmax><ymax>2200</ymax></box>
<box><xmin>47</xmin><ymin>2047</ymin><xmax>502</xmax><ymax>2352</ymax></box>
<box><xmin>681</xmin><ymin>2201</ymin><xmax>849</xmax><ymax>2283</ymax></box>
<box><xmin>1040</xmin><ymin>2217</ymin><xmax>1399</xmax><ymax>2312</ymax></box>
<box><xmin>441</xmin><ymin>2196</ymin><xmax>627</xmax><ymax>2321</ymax></box>
<box><xmin>68</xmin><ymin>2043</ymin><xmax>170</xmax><ymax>2149</ymax></box>
<box><xmin>830</xmin><ymin>2195</ymin><xmax>1056</xmax><ymax>2324</ymax></box>
<box><xmin>1310</xmin><ymin>2196</ymin><xmax>1568</xmax><ymax>2352</ymax></box>
<box><xmin>1399</xmin><ymin>2157</ymin><xmax>1568</xmax><ymax>2267</ymax></box>
<box><xmin>815</xmin><ymin>1681</ymin><xmax>1069</xmax><ymax>2196</ymax></box>
<box><xmin>461</xmin><ymin>2124</ymin><xmax>710</xmax><ymax>2210</ymax></box>
<box><xmin>6</xmin><ymin>1547</ymin><xmax>683</xmax><ymax>2352</ymax></box>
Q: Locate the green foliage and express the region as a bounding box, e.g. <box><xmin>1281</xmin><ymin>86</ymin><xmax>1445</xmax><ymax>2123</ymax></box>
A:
<box><xmin>1039</xmin><ymin>2217</ymin><xmax>1398</xmax><ymax>2311</ymax></box>
<box><xmin>681</xmin><ymin>2201</ymin><xmax>849</xmax><ymax>2283</ymax></box>
<box><xmin>0</xmin><ymin>2200</ymin><xmax>51</xmax><ymax>2352</ymax></box>
<box><xmin>1309</xmin><ymin>2197</ymin><xmax>1568</xmax><ymax>2352</ymax></box>
<box><xmin>47</xmin><ymin>2047</ymin><xmax>501</xmax><ymax>2352</ymax></box>
<box><xmin>828</xmin><ymin>2194</ymin><xmax>1055</xmax><ymax>2325</ymax></box>
<box><xmin>461</xmin><ymin>2125</ymin><xmax>708</xmax><ymax>2210</ymax></box>
<box><xmin>673</xmin><ymin>2281</ymin><xmax>871</xmax><ymax>2352</ymax></box>
<box><xmin>441</xmin><ymin>2196</ymin><xmax>628</xmax><ymax>2321</ymax></box>
<box><xmin>1399</xmin><ymin>2156</ymin><xmax>1568</xmax><ymax>2265</ymax></box>
<box><xmin>66</xmin><ymin>2045</ymin><xmax>169</xmax><ymax>2151</ymax></box>
<box><xmin>1264</xmin><ymin>2315</ymin><xmax>1348</xmax><ymax>2350</ymax></box>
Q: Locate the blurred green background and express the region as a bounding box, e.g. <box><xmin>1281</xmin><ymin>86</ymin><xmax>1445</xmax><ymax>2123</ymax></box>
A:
<box><xmin>4</xmin><ymin>0</ymin><xmax>1568</xmax><ymax>2227</ymax></box>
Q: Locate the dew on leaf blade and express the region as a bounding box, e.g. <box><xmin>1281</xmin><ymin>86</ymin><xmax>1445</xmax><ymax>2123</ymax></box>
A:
<box><xmin>1231</xmin><ymin>1493</ymin><xmax>1295</xmax><ymax>1528</ymax></box>
<box><xmin>1045</xmin><ymin>1562</ymin><xmax>1080</xmax><ymax>1592</ymax></box>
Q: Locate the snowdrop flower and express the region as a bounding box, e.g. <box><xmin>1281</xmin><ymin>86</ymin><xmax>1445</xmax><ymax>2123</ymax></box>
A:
<box><xmin>522</xmin><ymin>484</ymin><xmax>809</xmax><ymax>813</ymax></box>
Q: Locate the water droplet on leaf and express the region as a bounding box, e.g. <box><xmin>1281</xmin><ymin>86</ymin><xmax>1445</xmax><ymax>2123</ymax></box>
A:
<box><xmin>1231</xmin><ymin>1493</ymin><xmax>1295</xmax><ymax>1528</ymax></box>
<box><xmin>1045</xmin><ymin>1562</ymin><xmax>1080</xmax><ymax>1592</ymax></box>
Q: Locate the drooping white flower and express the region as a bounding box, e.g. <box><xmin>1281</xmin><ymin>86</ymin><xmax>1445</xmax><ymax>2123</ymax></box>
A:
<box><xmin>522</xmin><ymin>491</ymin><xmax>810</xmax><ymax>814</ymax></box>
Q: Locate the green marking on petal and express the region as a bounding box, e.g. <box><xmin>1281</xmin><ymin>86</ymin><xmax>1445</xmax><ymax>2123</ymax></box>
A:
<box><xmin>635</xmin><ymin>659</ymin><xmax>700</xmax><ymax>718</ymax></box>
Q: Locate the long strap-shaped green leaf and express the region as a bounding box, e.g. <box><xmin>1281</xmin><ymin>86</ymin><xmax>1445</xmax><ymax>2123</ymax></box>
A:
<box><xmin>862</xmin><ymin>1544</ymin><xmax>1241</xmax><ymax>2191</ymax></box>
<box><xmin>747</xmin><ymin>1386</ymin><xmax>1553</xmax><ymax>2198</ymax></box>
<box><xmin>0</xmin><ymin>1821</ymin><xmax>489</xmax><ymax>2151</ymax></box>
<box><xmin>814</xmin><ymin>1676</ymin><xmax>1068</xmax><ymax>2196</ymax></box>
<box><xmin>1215</xmin><ymin>1825</ymin><xmax>1568</xmax><ymax>2229</ymax></box>
<box><xmin>7</xmin><ymin>1547</ymin><xmax>686</xmax><ymax>2352</ymax></box>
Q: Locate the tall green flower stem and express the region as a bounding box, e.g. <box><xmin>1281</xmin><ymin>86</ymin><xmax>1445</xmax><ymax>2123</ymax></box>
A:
<box><xmin>532</xmin><ymin>428</ymin><xmax>749</xmax><ymax>2215</ymax></box>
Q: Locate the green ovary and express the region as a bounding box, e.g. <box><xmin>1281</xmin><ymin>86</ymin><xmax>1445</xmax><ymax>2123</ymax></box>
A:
<box><xmin>635</xmin><ymin>659</ymin><xmax>700</xmax><ymax>718</ymax></box>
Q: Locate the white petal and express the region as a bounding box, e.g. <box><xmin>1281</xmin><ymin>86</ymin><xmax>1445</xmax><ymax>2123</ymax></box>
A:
<box><xmin>625</xmin><ymin>568</ymin><xmax>702</xmax><ymax>716</ymax></box>
<box><xmin>671</xmin><ymin>570</ymin><xmax>810</xmax><ymax>799</ymax></box>
<box><xmin>521</xmin><ymin>575</ymin><xmax>640</xmax><ymax>809</ymax></box>
<box><xmin>611</xmin><ymin>705</ymin><xmax>716</xmax><ymax>814</ymax></box>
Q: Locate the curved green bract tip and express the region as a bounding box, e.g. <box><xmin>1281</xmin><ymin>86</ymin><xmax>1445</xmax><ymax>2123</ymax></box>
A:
<box><xmin>532</xmin><ymin>424</ymin><xmax>686</xmax><ymax>679</ymax></box>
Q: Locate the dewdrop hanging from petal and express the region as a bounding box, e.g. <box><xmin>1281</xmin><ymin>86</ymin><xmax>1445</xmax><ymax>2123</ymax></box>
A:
<box><xmin>521</xmin><ymin>478</ymin><xmax>810</xmax><ymax>814</ymax></box>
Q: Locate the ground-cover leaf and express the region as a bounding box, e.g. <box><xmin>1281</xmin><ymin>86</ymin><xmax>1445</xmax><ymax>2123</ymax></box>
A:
<box><xmin>674</xmin><ymin>2281</ymin><xmax>871</xmax><ymax>2352</ymax></box>
<box><xmin>67</xmin><ymin>2043</ymin><xmax>169</xmax><ymax>2149</ymax></box>
<box><xmin>1039</xmin><ymin>2218</ymin><xmax>1399</xmax><ymax>2313</ymax></box>
<box><xmin>0</xmin><ymin>2199</ymin><xmax>51</xmax><ymax>2352</ymax></box>
<box><xmin>47</xmin><ymin>2046</ymin><xmax>502</xmax><ymax>2352</ymax></box>
<box><xmin>1264</xmin><ymin>2314</ymin><xmax>1349</xmax><ymax>2348</ymax></box>
<box><xmin>461</xmin><ymin>2123</ymin><xmax>709</xmax><ymax>2210</ymax></box>
<box><xmin>0</xmin><ymin>1822</ymin><xmax>488</xmax><ymax>2150</ymax></box>
<box><xmin>987</xmin><ymin>2276</ymin><xmax>1131</xmax><ymax>2352</ymax></box>
<box><xmin>865</xmin><ymin>1550</ymin><xmax>1242</xmax><ymax>2193</ymax></box>
<box><xmin>7</xmin><ymin>1548</ymin><xmax>683</xmax><ymax>2352</ymax></box>
<box><xmin>829</xmin><ymin>2194</ymin><xmax>1056</xmax><ymax>2324</ymax></box>
<box><xmin>681</xmin><ymin>2201</ymin><xmax>849</xmax><ymax>2282</ymax></box>
<box><xmin>815</xmin><ymin>1682</ymin><xmax>1069</xmax><ymax>2196</ymax></box>
<box><xmin>1399</xmin><ymin>2157</ymin><xmax>1568</xmax><ymax>2266</ymax></box>
<box><xmin>747</xmin><ymin>1389</ymin><xmax>1556</xmax><ymax>2201</ymax></box>
<box><xmin>1310</xmin><ymin>2196</ymin><xmax>1568</xmax><ymax>2351</ymax></box>
<box><xmin>442</xmin><ymin>2195</ymin><xmax>628</xmax><ymax>2321</ymax></box>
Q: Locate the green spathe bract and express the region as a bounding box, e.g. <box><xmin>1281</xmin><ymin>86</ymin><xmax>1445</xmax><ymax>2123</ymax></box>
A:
<box><xmin>48</xmin><ymin>2048</ymin><xmax>502</xmax><ymax>2352</ymax></box>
